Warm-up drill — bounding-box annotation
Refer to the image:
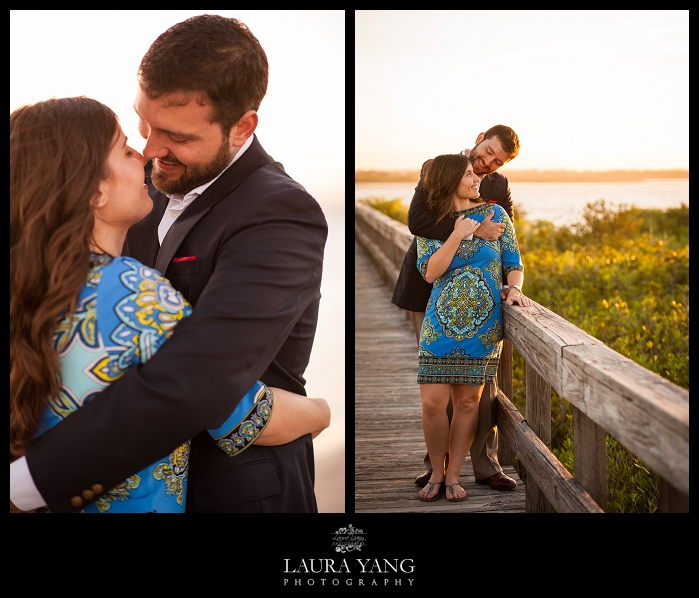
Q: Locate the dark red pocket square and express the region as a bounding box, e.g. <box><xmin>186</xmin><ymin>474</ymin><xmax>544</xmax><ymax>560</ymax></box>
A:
<box><xmin>172</xmin><ymin>256</ymin><xmax>198</xmax><ymax>262</ymax></box>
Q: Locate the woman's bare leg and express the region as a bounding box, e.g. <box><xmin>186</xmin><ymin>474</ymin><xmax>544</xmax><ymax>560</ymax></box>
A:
<box><xmin>444</xmin><ymin>384</ymin><xmax>484</xmax><ymax>499</ymax></box>
<box><xmin>418</xmin><ymin>383</ymin><xmax>450</xmax><ymax>499</ymax></box>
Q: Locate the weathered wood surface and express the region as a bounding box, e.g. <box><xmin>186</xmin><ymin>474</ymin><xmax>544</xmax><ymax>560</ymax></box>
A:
<box><xmin>573</xmin><ymin>406</ymin><xmax>608</xmax><ymax>510</ymax></box>
<box><xmin>525</xmin><ymin>362</ymin><xmax>552</xmax><ymax>513</ymax></box>
<box><xmin>355</xmin><ymin>239</ymin><xmax>526</xmax><ymax>513</ymax></box>
<box><xmin>496</xmin><ymin>393</ymin><xmax>603</xmax><ymax>513</ymax></box>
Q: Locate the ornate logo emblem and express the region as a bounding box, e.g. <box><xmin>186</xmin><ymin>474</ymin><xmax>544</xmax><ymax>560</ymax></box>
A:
<box><xmin>332</xmin><ymin>524</ymin><xmax>367</xmax><ymax>553</ymax></box>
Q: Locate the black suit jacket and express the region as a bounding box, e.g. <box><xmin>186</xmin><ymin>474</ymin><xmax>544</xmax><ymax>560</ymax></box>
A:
<box><xmin>25</xmin><ymin>136</ymin><xmax>328</xmax><ymax>513</ymax></box>
<box><xmin>391</xmin><ymin>171</ymin><xmax>513</xmax><ymax>312</ymax></box>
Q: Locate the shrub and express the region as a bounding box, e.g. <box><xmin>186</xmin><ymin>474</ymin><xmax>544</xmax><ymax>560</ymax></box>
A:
<box><xmin>357</xmin><ymin>196</ymin><xmax>408</xmax><ymax>225</ymax></box>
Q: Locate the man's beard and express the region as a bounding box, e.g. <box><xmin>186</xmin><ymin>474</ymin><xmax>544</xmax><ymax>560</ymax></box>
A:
<box><xmin>468</xmin><ymin>141</ymin><xmax>490</xmax><ymax>176</ymax></box>
<box><xmin>151</xmin><ymin>137</ymin><xmax>235</xmax><ymax>196</ymax></box>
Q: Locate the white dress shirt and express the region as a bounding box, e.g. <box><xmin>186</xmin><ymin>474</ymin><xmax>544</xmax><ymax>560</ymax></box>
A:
<box><xmin>9</xmin><ymin>134</ymin><xmax>255</xmax><ymax>511</ymax></box>
<box><xmin>158</xmin><ymin>133</ymin><xmax>254</xmax><ymax>244</ymax></box>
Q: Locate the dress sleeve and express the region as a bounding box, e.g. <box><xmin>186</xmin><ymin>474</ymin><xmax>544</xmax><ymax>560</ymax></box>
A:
<box><xmin>497</xmin><ymin>207</ymin><xmax>524</xmax><ymax>277</ymax></box>
<box><xmin>206</xmin><ymin>381</ymin><xmax>273</xmax><ymax>456</ymax></box>
<box><xmin>416</xmin><ymin>236</ymin><xmax>442</xmax><ymax>280</ymax></box>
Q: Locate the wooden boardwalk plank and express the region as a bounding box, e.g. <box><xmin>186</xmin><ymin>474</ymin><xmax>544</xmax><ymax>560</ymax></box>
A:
<box><xmin>355</xmin><ymin>239</ymin><xmax>526</xmax><ymax>513</ymax></box>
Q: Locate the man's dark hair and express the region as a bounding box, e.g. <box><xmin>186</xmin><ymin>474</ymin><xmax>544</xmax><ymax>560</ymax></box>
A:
<box><xmin>482</xmin><ymin>124</ymin><xmax>520</xmax><ymax>160</ymax></box>
<box><xmin>138</xmin><ymin>14</ymin><xmax>269</xmax><ymax>134</ymax></box>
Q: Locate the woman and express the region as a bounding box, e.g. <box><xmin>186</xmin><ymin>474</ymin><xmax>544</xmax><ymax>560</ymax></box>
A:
<box><xmin>10</xmin><ymin>96</ymin><xmax>330</xmax><ymax>513</ymax></box>
<box><xmin>415</xmin><ymin>153</ymin><xmax>531</xmax><ymax>502</ymax></box>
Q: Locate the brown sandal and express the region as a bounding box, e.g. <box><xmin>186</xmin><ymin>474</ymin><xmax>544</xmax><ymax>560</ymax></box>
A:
<box><xmin>446</xmin><ymin>483</ymin><xmax>467</xmax><ymax>502</ymax></box>
<box><xmin>419</xmin><ymin>481</ymin><xmax>444</xmax><ymax>502</ymax></box>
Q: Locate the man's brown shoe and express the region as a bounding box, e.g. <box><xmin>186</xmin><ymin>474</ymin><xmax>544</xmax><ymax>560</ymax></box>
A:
<box><xmin>475</xmin><ymin>472</ymin><xmax>517</xmax><ymax>490</ymax></box>
<box><xmin>415</xmin><ymin>470</ymin><xmax>433</xmax><ymax>486</ymax></box>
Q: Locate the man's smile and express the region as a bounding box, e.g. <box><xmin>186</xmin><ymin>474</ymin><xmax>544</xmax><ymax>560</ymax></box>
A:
<box><xmin>156</xmin><ymin>159</ymin><xmax>183</xmax><ymax>172</ymax></box>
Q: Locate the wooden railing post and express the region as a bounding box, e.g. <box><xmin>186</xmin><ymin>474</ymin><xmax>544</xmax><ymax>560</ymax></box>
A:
<box><xmin>573</xmin><ymin>406</ymin><xmax>607</xmax><ymax>511</ymax></box>
<box><xmin>496</xmin><ymin>339</ymin><xmax>514</xmax><ymax>466</ymax></box>
<box><xmin>525</xmin><ymin>362</ymin><xmax>552</xmax><ymax>513</ymax></box>
<box><xmin>658</xmin><ymin>478</ymin><xmax>689</xmax><ymax>513</ymax></box>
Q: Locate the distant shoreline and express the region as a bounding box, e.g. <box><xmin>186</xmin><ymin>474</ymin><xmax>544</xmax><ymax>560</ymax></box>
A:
<box><xmin>356</xmin><ymin>169</ymin><xmax>689</xmax><ymax>183</ymax></box>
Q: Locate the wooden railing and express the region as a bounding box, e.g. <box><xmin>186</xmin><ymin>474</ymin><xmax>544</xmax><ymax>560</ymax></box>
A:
<box><xmin>355</xmin><ymin>200</ymin><xmax>689</xmax><ymax>513</ymax></box>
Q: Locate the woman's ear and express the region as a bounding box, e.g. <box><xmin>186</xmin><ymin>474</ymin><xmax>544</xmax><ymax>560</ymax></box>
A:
<box><xmin>91</xmin><ymin>189</ymin><xmax>108</xmax><ymax>209</ymax></box>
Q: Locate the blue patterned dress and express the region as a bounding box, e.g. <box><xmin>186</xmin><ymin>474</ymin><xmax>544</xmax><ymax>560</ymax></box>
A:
<box><xmin>416</xmin><ymin>203</ymin><xmax>523</xmax><ymax>385</ymax></box>
<box><xmin>35</xmin><ymin>253</ymin><xmax>272</xmax><ymax>513</ymax></box>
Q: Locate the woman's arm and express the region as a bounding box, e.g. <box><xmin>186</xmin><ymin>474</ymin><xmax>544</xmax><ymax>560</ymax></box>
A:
<box><xmin>207</xmin><ymin>382</ymin><xmax>331</xmax><ymax>454</ymax></box>
<box><xmin>255</xmin><ymin>388</ymin><xmax>331</xmax><ymax>445</ymax></box>
<box><xmin>505</xmin><ymin>270</ymin><xmax>524</xmax><ymax>289</ymax></box>
<box><xmin>424</xmin><ymin>215</ymin><xmax>481</xmax><ymax>283</ymax></box>
<box><xmin>504</xmin><ymin>272</ymin><xmax>531</xmax><ymax>306</ymax></box>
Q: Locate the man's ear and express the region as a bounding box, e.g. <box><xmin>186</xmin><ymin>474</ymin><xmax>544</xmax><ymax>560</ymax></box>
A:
<box><xmin>475</xmin><ymin>132</ymin><xmax>485</xmax><ymax>145</ymax></box>
<box><xmin>229</xmin><ymin>110</ymin><xmax>258</xmax><ymax>148</ymax></box>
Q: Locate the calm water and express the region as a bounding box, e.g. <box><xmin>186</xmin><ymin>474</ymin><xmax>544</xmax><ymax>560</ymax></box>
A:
<box><xmin>355</xmin><ymin>179</ymin><xmax>689</xmax><ymax>228</ymax></box>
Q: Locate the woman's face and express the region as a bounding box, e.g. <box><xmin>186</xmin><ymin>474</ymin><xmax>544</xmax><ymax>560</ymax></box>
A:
<box><xmin>95</xmin><ymin>128</ymin><xmax>152</xmax><ymax>229</ymax></box>
<box><xmin>454</xmin><ymin>161</ymin><xmax>481</xmax><ymax>201</ymax></box>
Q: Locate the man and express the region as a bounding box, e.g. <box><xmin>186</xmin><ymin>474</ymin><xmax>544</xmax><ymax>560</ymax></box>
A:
<box><xmin>391</xmin><ymin>124</ymin><xmax>520</xmax><ymax>491</ymax></box>
<box><xmin>10</xmin><ymin>15</ymin><xmax>328</xmax><ymax>512</ymax></box>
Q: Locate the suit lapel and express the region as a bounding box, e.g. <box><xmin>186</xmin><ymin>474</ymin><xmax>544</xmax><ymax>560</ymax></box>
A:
<box><xmin>154</xmin><ymin>136</ymin><xmax>274</xmax><ymax>274</ymax></box>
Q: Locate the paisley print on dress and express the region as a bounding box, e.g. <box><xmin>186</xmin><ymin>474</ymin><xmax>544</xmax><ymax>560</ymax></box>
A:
<box><xmin>434</xmin><ymin>266</ymin><xmax>494</xmax><ymax>341</ymax></box>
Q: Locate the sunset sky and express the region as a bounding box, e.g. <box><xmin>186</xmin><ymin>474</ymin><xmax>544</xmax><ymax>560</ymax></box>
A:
<box><xmin>356</xmin><ymin>10</ymin><xmax>689</xmax><ymax>172</ymax></box>
<box><xmin>10</xmin><ymin>10</ymin><xmax>345</xmax><ymax>210</ymax></box>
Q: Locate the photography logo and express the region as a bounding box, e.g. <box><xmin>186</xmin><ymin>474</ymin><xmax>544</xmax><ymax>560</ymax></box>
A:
<box><xmin>283</xmin><ymin>524</ymin><xmax>415</xmax><ymax>587</ymax></box>
<box><xmin>332</xmin><ymin>524</ymin><xmax>366</xmax><ymax>553</ymax></box>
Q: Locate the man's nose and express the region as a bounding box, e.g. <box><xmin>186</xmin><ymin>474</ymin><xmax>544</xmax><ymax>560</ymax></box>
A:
<box><xmin>482</xmin><ymin>157</ymin><xmax>497</xmax><ymax>172</ymax></box>
<box><xmin>141</xmin><ymin>134</ymin><xmax>168</xmax><ymax>161</ymax></box>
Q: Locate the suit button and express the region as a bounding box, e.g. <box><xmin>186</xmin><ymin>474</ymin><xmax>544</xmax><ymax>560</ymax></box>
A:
<box><xmin>91</xmin><ymin>484</ymin><xmax>104</xmax><ymax>495</ymax></box>
<box><xmin>82</xmin><ymin>490</ymin><xmax>95</xmax><ymax>501</ymax></box>
<box><xmin>70</xmin><ymin>496</ymin><xmax>84</xmax><ymax>508</ymax></box>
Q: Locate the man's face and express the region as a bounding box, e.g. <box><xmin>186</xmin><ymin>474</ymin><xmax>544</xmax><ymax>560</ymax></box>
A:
<box><xmin>134</xmin><ymin>86</ymin><xmax>235</xmax><ymax>195</ymax></box>
<box><xmin>469</xmin><ymin>135</ymin><xmax>512</xmax><ymax>177</ymax></box>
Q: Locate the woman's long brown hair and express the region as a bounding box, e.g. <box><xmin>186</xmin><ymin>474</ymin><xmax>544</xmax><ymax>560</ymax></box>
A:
<box><xmin>10</xmin><ymin>96</ymin><xmax>118</xmax><ymax>456</ymax></box>
<box><xmin>423</xmin><ymin>153</ymin><xmax>483</xmax><ymax>223</ymax></box>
